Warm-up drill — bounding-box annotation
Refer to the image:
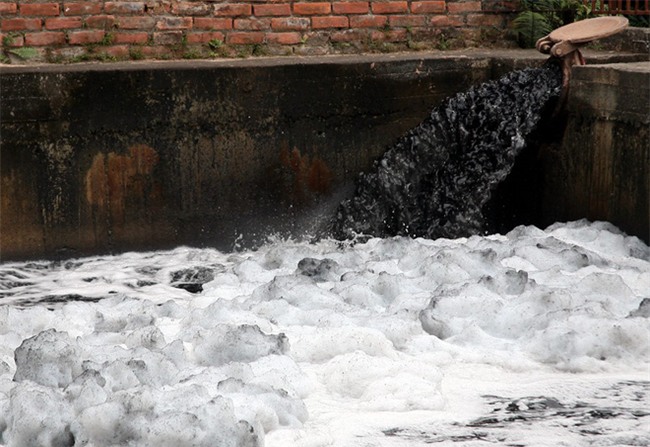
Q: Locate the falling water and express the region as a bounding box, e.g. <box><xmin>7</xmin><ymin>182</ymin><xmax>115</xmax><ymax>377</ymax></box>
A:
<box><xmin>331</xmin><ymin>63</ymin><xmax>563</xmax><ymax>240</ymax></box>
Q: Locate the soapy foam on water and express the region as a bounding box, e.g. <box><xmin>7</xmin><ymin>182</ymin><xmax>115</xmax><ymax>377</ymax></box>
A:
<box><xmin>0</xmin><ymin>220</ymin><xmax>648</xmax><ymax>446</ymax></box>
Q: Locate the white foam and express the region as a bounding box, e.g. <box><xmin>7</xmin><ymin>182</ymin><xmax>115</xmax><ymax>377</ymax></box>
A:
<box><xmin>0</xmin><ymin>220</ymin><xmax>647</xmax><ymax>446</ymax></box>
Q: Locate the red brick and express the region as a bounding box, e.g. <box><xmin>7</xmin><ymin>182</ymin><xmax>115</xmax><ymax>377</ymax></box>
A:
<box><xmin>114</xmin><ymin>31</ymin><xmax>149</xmax><ymax>43</ymax></box>
<box><xmin>63</xmin><ymin>2</ymin><xmax>102</xmax><ymax>15</ymax></box>
<box><xmin>155</xmin><ymin>17</ymin><xmax>193</xmax><ymax>30</ymax></box>
<box><xmin>213</xmin><ymin>4</ymin><xmax>252</xmax><ymax>17</ymax></box>
<box><xmin>431</xmin><ymin>14</ymin><xmax>464</xmax><ymax>27</ymax></box>
<box><xmin>104</xmin><ymin>2</ymin><xmax>145</xmax><ymax>14</ymax></box>
<box><xmin>139</xmin><ymin>46</ymin><xmax>170</xmax><ymax>57</ymax></box>
<box><xmin>254</xmin><ymin>4</ymin><xmax>291</xmax><ymax>16</ymax></box>
<box><xmin>45</xmin><ymin>17</ymin><xmax>83</xmax><ymax>30</ymax></box>
<box><xmin>186</xmin><ymin>31</ymin><xmax>224</xmax><ymax>43</ymax></box>
<box><xmin>0</xmin><ymin>2</ymin><xmax>17</xmax><ymax>14</ymax></box>
<box><xmin>271</xmin><ymin>17</ymin><xmax>309</xmax><ymax>31</ymax></box>
<box><xmin>234</xmin><ymin>18</ymin><xmax>271</xmax><ymax>30</ymax></box>
<box><xmin>153</xmin><ymin>31</ymin><xmax>183</xmax><ymax>44</ymax></box>
<box><xmin>389</xmin><ymin>15</ymin><xmax>426</xmax><ymax>27</ymax></box>
<box><xmin>312</xmin><ymin>16</ymin><xmax>348</xmax><ymax>28</ymax></box>
<box><xmin>1</xmin><ymin>18</ymin><xmax>41</xmax><ymax>31</ymax></box>
<box><xmin>102</xmin><ymin>45</ymin><xmax>130</xmax><ymax>58</ymax></box>
<box><xmin>172</xmin><ymin>2</ymin><xmax>210</xmax><ymax>16</ymax></box>
<box><xmin>411</xmin><ymin>1</ymin><xmax>445</xmax><ymax>13</ymax></box>
<box><xmin>25</xmin><ymin>31</ymin><xmax>65</xmax><ymax>45</ymax></box>
<box><xmin>294</xmin><ymin>3</ymin><xmax>331</xmax><ymax>15</ymax></box>
<box><xmin>69</xmin><ymin>30</ymin><xmax>105</xmax><ymax>44</ymax></box>
<box><xmin>447</xmin><ymin>1</ymin><xmax>481</xmax><ymax>13</ymax></box>
<box><xmin>370</xmin><ymin>28</ymin><xmax>406</xmax><ymax>41</ymax></box>
<box><xmin>467</xmin><ymin>13</ymin><xmax>503</xmax><ymax>27</ymax></box>
<box><xmin>20</xmin><ymin>3</ymin><xmax>59</xmax><ymax>16</ymax></box>
<box><xmin>371</xmin><ymin>2</ymin><xmax>407</xmax><ymax>13</ymax></box>
<box><xmin>331</xmin><ymin>29</ymin><xmax>366</xmax><ymax>42</ymax></box>
<box><xmin>332</xmin><ymin>2</ymin><xmax>369</xmax><ymax>14</ymax></box>
<box><xmin>265</xmin><ymin>31</ymin><xmax>301</xmax><ymax>44</ymax></box>
<box><xmin>85</xmin><ymin>15</ymin><xmax>116</xmax><ymax>29</ymax></box>
<box><xmin>349</xmin><ymin>15</ymin><xmax>387</xmax><ymax>27</ymax></box>
<box><xmin>194</xmin><ymin>17</ymin><xmax>232</xmax><ymax>30</ymax></box>
<box><xmin>117</xmin><ymin>16</ymin><xmax>155</xmax><ymax>29</ymax></box>
<box><xmin>0</xmin><ymin>32</ymin><xmax>23</xmax><ymax>46</ymax></box>
<box><xmin>226</xmin><ymin>31</ymin><xmax>264</xmax><ymax>44</ymax></box>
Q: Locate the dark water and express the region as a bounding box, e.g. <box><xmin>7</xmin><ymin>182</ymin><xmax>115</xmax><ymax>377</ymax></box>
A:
<box><xmin>331</xmin><ymin>64</ymin><xmax>563</xmax><ymax>240</ymax></box>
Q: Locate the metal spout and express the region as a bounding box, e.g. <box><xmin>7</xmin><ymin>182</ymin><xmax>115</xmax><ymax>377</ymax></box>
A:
<box><xmin>536</xmin><ymin>16</ymin><xmax>629</xmax><ymax>89</ymax></box>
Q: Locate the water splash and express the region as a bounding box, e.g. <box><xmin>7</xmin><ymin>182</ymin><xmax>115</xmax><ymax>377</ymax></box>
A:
<box><xmin>331</xmin><ymin>63</ymin><xmax>563</xmax><ymax>240</ymax></box>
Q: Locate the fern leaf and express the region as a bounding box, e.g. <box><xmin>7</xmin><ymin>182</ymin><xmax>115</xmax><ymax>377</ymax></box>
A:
<box><xmin>511</xmin><ymin>11</ymin><xmax>554</xmax><ymax>48</ymax></box>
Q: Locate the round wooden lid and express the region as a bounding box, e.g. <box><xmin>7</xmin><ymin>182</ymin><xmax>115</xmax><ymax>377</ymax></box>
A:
<box><xmin>548</xmin><ymin>16</ymin><xmax>629</xmax><ymax>44</ymax></box>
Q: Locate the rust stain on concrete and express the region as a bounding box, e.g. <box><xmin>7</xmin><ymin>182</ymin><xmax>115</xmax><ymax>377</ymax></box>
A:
<box><xmin>85</xmin><ymin>144</ymin><xmax>161</xmax><ymax>226</ymax></box>
<box><xmin>280</xmin><ymin>147</ymin><xmax>333</xmax><ymax>202</ymax></box>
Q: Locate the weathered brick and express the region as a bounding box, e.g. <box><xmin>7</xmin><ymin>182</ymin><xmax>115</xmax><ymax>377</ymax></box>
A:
<box><xmin>349</xmin><ymin>15</ymin><xmax>387</xmax><ymax>28</ymax></box>
<box><xmin>371</xmin><ymin>2</ymin><xmax>407</xmax><ymax>13</ymax></box>
<box><xmin>370</xmin><ymin>28</ymin><xmax>406</xmax><ymax>41</ymax></box>
<box><xmin>226</xmin><ymin>31</ymin><xmax>264</xmax><ymax>44</ymax></box>
<box><xmin>234</xmin><ymin>18</ymin><xmax>271</xmax><ymax>30</ymax></box>
<box><xmin>172</xmin><ymin>2</ymin><xmax>210</xmax><ymax>16</ymax></box>
<box><xmin>467</xmin><ymin>13</ymin><xmax>503</xmax><ymax>27</ymax></box>
<box><xmin>155</xmin><ymin>17</ymin><xmax>193</xmax><ymax>30</ymax></box>
<box><xmin>104</xmin><ymin>45</ymin><xmax>130</xmax><ymax>58</ymax></box>
<box><xmin>114</xmin><ymin>31</ymin><xmax>149</xmax><ymax>43</ymax></box>
<box><xmin>45</xmin><ymin>17</ymin><xmax>83</xmax><ymax>30</ymax></box>
<box><xmin>69</xmin><ymin>29</ymin><xmax>105</xmax><ymax>44</ymax></box>
<box><xmin>331</xmin><ymin>29</ymin><xmax>366</xmax><ymax>42</ymax></box>
<box><xmin>332</xmin><ymin>2</ymin><xmax>369</xmax><ymax>14</ymax></box>
<box><xmin>294</xmin><ymin>3</ymin><xmax>331</xmax><ymax>15</ymax></box>
<box><xmin>104</xmin><ymin>2</ymin><xmax>145</xmax><ymax>15</ymax></box>
<box><xmin>0</xmin><ymin>2</ymin><xmax>17</xmax><ymax>14</ymax></box>
<box><xmin>2</xmin><ymin>18</ymin><xmax>42</xmax><ymax>31</ymax></box>
<box><xmin>63</xmin><ymin>2</ymin><xmax>102</xmax><ymax>15</ymax></box>
<box><xmin>411</xmin><ymin>1</ymin><xmax>445</xmax><ymax>13</ymax></box>
<box><xmin>85</xmin><ymin>15</ymin><xmax>116</xmax><ymax>29</ymax></box>
<box><xmin>153</xmin><ymin>30</ymin><xmax>183</xmax><ymax>44</ymax></box>
<box><xmin>140</xmin><ymin>46</ymin><xmax>171</xmax><ymax>57</ymax></box>
<box><xmin>186</xmin><ymin>31</ymin><xmax>224</xmax><ymax>43</ymax></box>
<box><xmin>447</xmin><ymin>1</ymin><xmax>481</xmax><ymax>13</ymax></box>
<box><xmin>253</xmin><ymin>4</ymin><xmax>291</xmax><ymax>16</ymax></box>
<box><xmin>213</xmin><ymin>4</ymin><xmax>252</xmax><ymax>17</ymax></box>
<box><xmin>431</xmin><ymin>14</ymin><xmax>465</xmax><ymax>26</ymax></box>
<box><xmin>312</xmin><ymin>16</ymin><xmax>348</xmax><ymax>28</ymax></box>
<box><xmin>20</xmin><ymin>3</ymin><xmax>59</xmax><ymax>16</ymax></box>
<box><xmin>25</xmin><ymin>31</ymin><xmax>66</xmax><ymax>46</ymax></box>
<box><xmin>271</xmin><ymin>17</ymin><xmax>310</xmax><ymax>31</ymax></box>
<box><xmin>0</xmin><ymin>32</ymin><xmax>23</xmax><ymax>46</ymax></box>
<box><xmin>194</xmin><ymin>17</ymin><xmax>232</xmax><ymax>30</ymax></box>
<box><xmin>265</xmin><ymin>31</ymin><xmax>301</xmax><ymax>44</ymax></box>
<box><xmin>389</xmin><ymin>15</ymin><xmax>426</xmax><ymax>27</ymax></box>
<box><xmin>117</xmin><ymin>16</ymin><xmax>156</xmax><ymax>29</ymax></box>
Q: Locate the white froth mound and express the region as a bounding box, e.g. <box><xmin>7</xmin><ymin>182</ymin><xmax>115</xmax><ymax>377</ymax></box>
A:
<box><xmin>0</xmin><ymin>220</ymin><xmax>648</xmax><ymax>446</ymax></box>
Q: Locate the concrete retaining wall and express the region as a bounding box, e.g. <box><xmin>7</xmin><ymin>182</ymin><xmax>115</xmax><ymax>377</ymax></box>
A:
<box><xmin>541</xmin><ymin>61</ymin><xmax>650</xmax><ymax>244</ymax></box>
<box><xmin>1</xmin><ymin>51</ymin><xmax>648</xmax><ymax>261</ymax></box>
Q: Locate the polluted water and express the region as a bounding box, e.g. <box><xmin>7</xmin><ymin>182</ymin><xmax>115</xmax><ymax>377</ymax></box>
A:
<box><xmin>0</xmin><ymin>64</ymin><xmax>648</xmax><ymax>447</ymax></box>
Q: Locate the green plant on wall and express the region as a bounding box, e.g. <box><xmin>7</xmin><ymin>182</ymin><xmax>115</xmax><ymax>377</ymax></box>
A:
<box><xmin>511</xmin><ymin>0</ymin><xmax>593</xmax><ymax>48</ymax></box>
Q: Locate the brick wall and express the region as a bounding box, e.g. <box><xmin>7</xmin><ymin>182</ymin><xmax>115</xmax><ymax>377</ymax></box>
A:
<box><xmin>0</xmin><ymin>1</ymin><xmax>517</xmax><ymax>63</ymax></box>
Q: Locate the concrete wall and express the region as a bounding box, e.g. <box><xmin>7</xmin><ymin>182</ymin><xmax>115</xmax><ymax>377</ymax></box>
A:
<box><xmin>1</xmin><ymin>51</ymin><xmax>648</xmax><ymax>261</ymax></box>
<box><xmin>1</xmin><ymin>52</ymin><xmax>498</xmax><ymax>260</ymax></box>
<box><xmin>541</xmin><ymin>61</ymin><xmax>650</xmax><ymax>244</ymax></box>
